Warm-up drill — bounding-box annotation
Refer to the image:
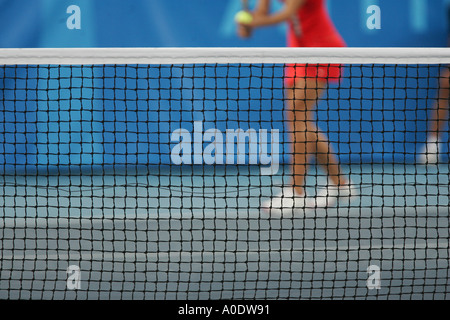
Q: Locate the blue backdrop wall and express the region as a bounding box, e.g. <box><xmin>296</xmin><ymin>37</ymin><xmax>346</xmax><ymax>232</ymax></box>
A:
<box><xmin>0</xmin><ymin>0</ymin><xmax>449</xmax><ymax>172</ymax></box>
<box><xmin>0</xmin><ymin>0</ymin><xmax>449</xmax><ymax>48</ymax></box>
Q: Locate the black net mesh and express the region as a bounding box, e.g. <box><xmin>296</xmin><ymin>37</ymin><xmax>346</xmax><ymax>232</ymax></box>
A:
<box><xmin>0</xmin><ymin>62</ymin><xmax>449</xmax><ymax>299</ymax></box>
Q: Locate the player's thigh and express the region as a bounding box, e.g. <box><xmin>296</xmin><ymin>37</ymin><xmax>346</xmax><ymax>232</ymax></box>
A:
<box><xmin>285</xmin><ymin>78</ymin><xmax>326</xmax><ymax>128</ymax></box>
<box><xmin>439</xmin><ymin>66</ymin><xmax>450</xmax><ymax>89</ymax></box>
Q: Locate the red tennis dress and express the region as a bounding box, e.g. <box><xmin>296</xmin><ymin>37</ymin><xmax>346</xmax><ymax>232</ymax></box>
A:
<box><xmin>283</xmin><ymin>0</ymin><xmax>346</xmax><ymax>86</ymax></box>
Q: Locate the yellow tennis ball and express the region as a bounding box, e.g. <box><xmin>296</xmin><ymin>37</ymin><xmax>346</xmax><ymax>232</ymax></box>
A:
<box><xmin>235</xmin><ymin>11</ymin><xmax>253</xmax><ymax>24</ymax></box>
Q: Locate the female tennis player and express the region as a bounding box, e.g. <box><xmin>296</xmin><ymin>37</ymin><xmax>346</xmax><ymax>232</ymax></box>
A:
<box><xmin>237</xmin><ymin>0</ymin><xmax>356</xmax><ymax>214</ymax></box>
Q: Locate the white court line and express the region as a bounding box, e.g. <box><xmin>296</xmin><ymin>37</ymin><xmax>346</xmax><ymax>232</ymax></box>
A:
<box><xmin>1</xmin><ymin>240</ymin><xmax>449</xmax><ymax>262</ymax></box>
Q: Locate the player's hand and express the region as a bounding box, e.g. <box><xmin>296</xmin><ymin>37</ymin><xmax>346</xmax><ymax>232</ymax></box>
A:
<box><xmin>248</xmin><ymin>13</ymin><xmax>268</xmax><ymax>28</ymax></box>
<box><xmin>237</xmin><ymin>24</ymin><xmax>252</xmax><ymax>38</ymax></box>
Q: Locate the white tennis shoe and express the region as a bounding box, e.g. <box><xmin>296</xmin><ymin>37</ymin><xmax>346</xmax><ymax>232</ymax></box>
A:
<box><xmin>418</xmin><ymin>140</ymin><xmax>439</xmax><ymax>164</ymax></box>
<box><xmin>261</xmin><ymin>186</ymin><xmax>306</xmax><ymax>217</ymax></box>
<box><xmin>307</xmin><ymin>180</ymin><xmax>358</xmax><ymax>208</ymax></box>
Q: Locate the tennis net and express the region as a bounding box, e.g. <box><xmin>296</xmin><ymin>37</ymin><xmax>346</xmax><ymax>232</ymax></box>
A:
<box><xmin>0</xmin><ymin>48</ymin><xmax>449</xmax><ymax>300</ymax></box>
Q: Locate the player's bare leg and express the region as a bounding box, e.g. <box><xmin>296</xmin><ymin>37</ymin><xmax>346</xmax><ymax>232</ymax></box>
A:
<box><xmin>419</xmin><ymin>67</ymin><xmax>450</xmax><ymax>164</ymax></box>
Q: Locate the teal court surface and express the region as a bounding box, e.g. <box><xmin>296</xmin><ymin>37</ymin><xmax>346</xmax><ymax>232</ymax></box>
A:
<box><xmin>0</xmin><ymin>163</ymin><xmax>449</xmax><ymax>299</ymax></box>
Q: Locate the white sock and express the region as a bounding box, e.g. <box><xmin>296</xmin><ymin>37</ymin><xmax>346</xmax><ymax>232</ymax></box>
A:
<box><xmin>425</xmin><ymin>136</ymin><xmax>440</xmax><ymax>154</ymax></box>
<box><xmin>419</xmin><ymin>135</ymin><xmax>440</xmax><ymax>164</ymax></box>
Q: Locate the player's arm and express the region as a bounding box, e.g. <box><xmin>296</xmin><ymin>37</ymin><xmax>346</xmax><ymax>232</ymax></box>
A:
<box><xmin>251</xmin><ymin>0</ymin><xmax>304</xmax><ymax>27</ymax></box>
<box><xmin>253</xmin><ymin>0</ymin><xmax>271</xmax><ymax>17</ymax></box>
<box><xmin>237</xmin><ymin>0</ymin><xmax>303</xmax><ymax>38</ymax></box>
<box><xmin>237</xmin><ymin>0</ymin><xmax>271</xmax><ymax>38</ymax></box>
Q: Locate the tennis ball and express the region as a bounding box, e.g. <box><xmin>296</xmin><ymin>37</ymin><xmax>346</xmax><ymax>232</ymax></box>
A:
<box><xmin>235</xmin><ymin>10</ymin><xmax>253</xmax><ymax>24</ymax></box>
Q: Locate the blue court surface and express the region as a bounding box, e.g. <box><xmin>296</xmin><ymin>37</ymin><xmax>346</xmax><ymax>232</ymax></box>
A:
<box><xmin>0</xmin><ymin>163</ymin><xmax>449</xmax><ymax>299</ymax></box>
